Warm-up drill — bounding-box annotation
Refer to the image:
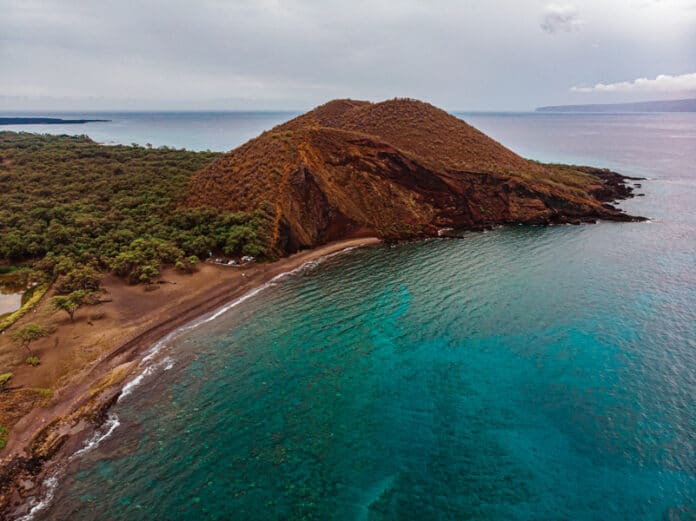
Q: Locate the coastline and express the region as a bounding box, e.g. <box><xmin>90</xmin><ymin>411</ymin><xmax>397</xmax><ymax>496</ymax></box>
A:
<box><xmin>0</xmin><ymin>237</ymin><xmax>380</xmax><ymax>520</ymax></box>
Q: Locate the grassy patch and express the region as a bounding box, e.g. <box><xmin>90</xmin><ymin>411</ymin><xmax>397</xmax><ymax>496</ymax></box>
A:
<box><xmin>0</xmin><ymin>425</ymin><xmax>8</xmax><ymax>450</ymax></box>
<box><xmin>0</xmin><ymin>283</ymin><xmax>49</xmax><ymax>333</ymax></box>
<box><xmin>32</xmin><ymin>387</ymin><xmax>53</xmax><ymax>399</ymax></box>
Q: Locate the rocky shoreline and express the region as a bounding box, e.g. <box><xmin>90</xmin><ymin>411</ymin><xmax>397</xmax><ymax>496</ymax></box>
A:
<box><xmin>395</xmin><ymin>167</ymin><xmax>645</xmax><ymax>240</ymax></box>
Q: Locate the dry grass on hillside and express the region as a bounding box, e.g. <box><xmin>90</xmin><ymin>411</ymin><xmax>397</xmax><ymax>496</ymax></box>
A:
<box><xmin>185</xmin><ymin>98</ymin><xmax>636</xmax><ymax>254</ymax></box>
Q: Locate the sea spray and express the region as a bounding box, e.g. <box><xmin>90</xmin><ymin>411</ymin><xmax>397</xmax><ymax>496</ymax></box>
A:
<box><xmin>72</xmin><ymin>413</ymin><xmax>121</xmax><ymax>458</ymax></box>
<box><xmin>15</xmin><ymin>475</ymin><xmax>59</xmax><ymax>521</ymax></box>
<box><xmin>16</xmin><ymin>412</ymin><xmax>123</xmax><ymax>521</ymax></box>
<box><xmin>118</xmin><ymin>355</ymin><xmax>175</xmax><ymax>402</ymax></box>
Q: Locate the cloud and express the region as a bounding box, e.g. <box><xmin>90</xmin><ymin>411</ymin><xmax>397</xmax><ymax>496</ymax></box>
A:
<box><xmin>633</xmin><ymin>0</ymin><xmax>696</xmax><ymax>9</ymax></box>
<box><xmin>540</xmin><ymin>3</ymin><xmax>583</xmax><ymax>34</ymax></box>
<box><xmin>571</xmin><ymin>72</ymin><xmax>696</xmax><ymax>93</ymax></box>
<box><xmin>1</xmin><ymin>0</ymin><xmax>695</xmax><ymax>110</ymax></box>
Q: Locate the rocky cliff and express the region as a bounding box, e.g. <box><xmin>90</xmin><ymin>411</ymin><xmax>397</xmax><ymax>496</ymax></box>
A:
<box><xmin>185</xmin><ymin>98</ymin><xmax>642</xmax><ymax>255</ymax></box>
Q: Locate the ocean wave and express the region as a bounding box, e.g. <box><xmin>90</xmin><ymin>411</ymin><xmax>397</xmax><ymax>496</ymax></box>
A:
<box><xmin>15</xmin><ymin>474</ymin><xmax>59</xmax><ymax>521</ymax></box>
<box><xmin>72</xmin><ymin>412</ymin><xmax>121</xmax><ymax>459</ymax></box>
<box><xmin>118</xmin><ymin>356</ymin><xmax>175</xmax><ymax>402</ymax></box>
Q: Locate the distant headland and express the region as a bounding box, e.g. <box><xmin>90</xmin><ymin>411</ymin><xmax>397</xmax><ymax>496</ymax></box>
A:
<box><xmin>0</xmin><ymin>117</ymin><xmax>110</xmax><ymax>125</ymax></box>
<box><xmin>536</xmin><ymin>98</ymin><xmax>696</xmax><ymax>113</ymax></box>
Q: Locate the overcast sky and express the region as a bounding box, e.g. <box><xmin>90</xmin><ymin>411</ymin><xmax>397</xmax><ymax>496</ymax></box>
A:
<box><xmin>1</xmin><ymin>0</ymin><xmax>695</xmax><ymax>110</ymax></box>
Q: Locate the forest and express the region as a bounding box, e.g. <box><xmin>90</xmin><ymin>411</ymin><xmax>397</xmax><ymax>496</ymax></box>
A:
<box><xmin>0</xmin><ymin>132</ymin><xmax>275</xmax><ymax>285</ymax></box>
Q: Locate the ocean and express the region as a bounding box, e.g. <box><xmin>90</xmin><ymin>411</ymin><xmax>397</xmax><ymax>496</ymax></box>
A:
<box><xmin>17</xmin><ymin>111</ymin><xmax>696</xmax><ymax>520</ymax></box>
<box><xmin>0</xmin><ymin>111</ymin><xmax>296</xmax><ymax>152</ymax></box>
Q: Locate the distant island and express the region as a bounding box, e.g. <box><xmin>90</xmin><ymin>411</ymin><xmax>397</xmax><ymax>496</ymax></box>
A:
<box><xmin>0</xmin><ymin>117</ymin><xmax>110</xmax><ymax>125</ymax></box>
<box><xmin>536</xmin><ymin>98</ymin><xmax>696</xmax><ymax>113</ymax></box>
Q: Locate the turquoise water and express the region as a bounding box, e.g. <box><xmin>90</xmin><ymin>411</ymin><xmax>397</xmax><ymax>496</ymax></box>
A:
<box><xmin>33</xmin><ymin>113</ymin><xmax>696</xmax><ymax>520</ymax></box>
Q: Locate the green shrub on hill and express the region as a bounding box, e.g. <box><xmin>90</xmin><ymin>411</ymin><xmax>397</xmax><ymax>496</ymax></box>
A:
<box><xmin>0</xmin><ymin>373</ymin><xmax>12</xmax><ymax>390</ymax></box>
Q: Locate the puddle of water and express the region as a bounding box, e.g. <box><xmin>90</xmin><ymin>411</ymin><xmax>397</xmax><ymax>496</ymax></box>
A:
<box><xmin>0</xmin><ymin>274</ymin><xmax>27</xmax><ymax>315</ymax></box>
<box><xmin>0</xmin><ymin>290</ymin><xmax>23</xmax><ymax>315</ymax></box>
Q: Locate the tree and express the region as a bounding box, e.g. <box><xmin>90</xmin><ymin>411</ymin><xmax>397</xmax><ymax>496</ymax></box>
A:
<box><xmin>138</xmin><ymin>264</ymin><xmax>160</xmax><ymax>285</ymax></box>
<box><xmin>46</xmin><ymin>220</ymin><xmax>72</xmax><ymax>249</ymax></box>
<box><xmin>175</xmin><ymin>255</ymin><xmax>199</xmax><ymax>273</ymax></box>
<box><xmin>11</xmin><ymin>323</ymin><xmax>49</xmax><ymax>358</ymax></box>
<box><xmin>50</xmin><ymin>290</ymin><xmax>97</xmax><ymax>322</ymax></box>
<box><xmin>55</xmin><ymin>265</ymin><xmax>101</xmax><ymax>295</ymax></box>
<box><xmin>51</xmin><ymin>295</ymin><xmax>77</xmax><ymax>321</ymax></box>
<box><xmin>224</xmin><ymin>225</ymin><xmax>257</xmax><ymax>255</ymax></box>
<box><xmin>111</xmin><ymin>238</ymin><xmax>185</xmax><ymax>284</ymax></box>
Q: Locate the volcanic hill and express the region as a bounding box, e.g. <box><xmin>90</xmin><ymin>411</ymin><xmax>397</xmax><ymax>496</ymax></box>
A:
<box><xmin>186</xmin><ymin>98</ymin><xmax>642</xmax><ymax>255</ymax></box>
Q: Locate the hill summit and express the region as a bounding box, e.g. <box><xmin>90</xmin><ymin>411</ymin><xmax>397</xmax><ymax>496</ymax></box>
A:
<box><xmin>186</xmin><ymin>98</ymin><xmax>641</xmax><ymax>255</ymax></box>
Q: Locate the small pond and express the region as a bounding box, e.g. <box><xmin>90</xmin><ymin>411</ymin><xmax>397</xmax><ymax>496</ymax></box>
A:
<box><xmin>0</xmin><ymin>274</ymin><xmax>27</xmax><ymax>315</ymax></box>
<box><xmin>0</xmin><ymin>290</ymin><xmax>23</xmax><ymax>315</ymax></box>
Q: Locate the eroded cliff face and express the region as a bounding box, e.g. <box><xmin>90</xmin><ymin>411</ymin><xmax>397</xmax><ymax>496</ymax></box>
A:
<box><xmin>185</xmin><ymin>98</ymin><xmax>642</xmax><ymax>255</ymax></box>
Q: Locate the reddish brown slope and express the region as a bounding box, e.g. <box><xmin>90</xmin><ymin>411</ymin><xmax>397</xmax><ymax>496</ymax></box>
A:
<box><xmin>185</xmin><ymin>98</ymin><xmax>642</xmax><ymax>255</ymax></box>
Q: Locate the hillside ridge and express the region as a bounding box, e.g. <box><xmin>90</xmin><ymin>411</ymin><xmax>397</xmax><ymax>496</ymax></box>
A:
<box><xmin>186</xmin><ymin>98</ymin><xmax>643</xmax><ymax>255</ymax></box>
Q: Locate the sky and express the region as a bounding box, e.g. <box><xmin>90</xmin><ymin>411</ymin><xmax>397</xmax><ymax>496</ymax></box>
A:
<box><xmin>1</xmin><ymin>0</ymin><xmax>695</xmax><ymax>111</ymax></box>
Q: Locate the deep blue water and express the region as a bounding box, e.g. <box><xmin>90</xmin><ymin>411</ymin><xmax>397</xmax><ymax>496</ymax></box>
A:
<box><xmin>28</xmin><ymin>112</ymin><xmax>696</xmax><ymax>520</ymax></box>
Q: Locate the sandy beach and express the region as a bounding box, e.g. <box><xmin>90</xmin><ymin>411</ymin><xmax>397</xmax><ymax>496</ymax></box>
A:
<box><xmin>0</xmin><ymin>237</ymin><xmax>380</xmax><ymax>519</ymax></box>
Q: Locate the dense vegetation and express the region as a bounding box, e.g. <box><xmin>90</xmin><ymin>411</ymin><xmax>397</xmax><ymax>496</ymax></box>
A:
<box><xmin>0</xmin><ymin>132</ymin><xmax>275</xmax><ymax>284</ymax></box>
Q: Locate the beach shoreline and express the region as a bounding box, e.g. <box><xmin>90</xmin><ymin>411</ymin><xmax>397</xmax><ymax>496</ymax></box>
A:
<box><xmin>0</xmin><ymin>237</ymin><xmax>380</xmax><ymax>520</ymax></box>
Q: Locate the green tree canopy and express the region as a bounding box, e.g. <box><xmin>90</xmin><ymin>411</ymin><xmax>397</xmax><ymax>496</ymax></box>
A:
<box><xmin>0</xmin><ymin>133</ymin><xmax>276</xmax><ymax>285</ymax></box>
<box><xmin>50</xmin><ymin>290</ymin><xmax>98</xmax><ymax>322</ymax></box>
<box><xmin>10</xmin><ymin>323</ymin><xmax>49</xmax><ymax>357</ymax></box>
